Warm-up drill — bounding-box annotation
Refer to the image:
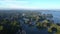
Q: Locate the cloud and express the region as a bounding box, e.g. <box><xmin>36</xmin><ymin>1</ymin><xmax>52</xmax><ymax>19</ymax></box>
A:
<box><xmin>0</xmin><ymin>0</ymin><xmax>38</xmax><ymax>9</ymax></box>
<box><xmin>0</xmin><ymin>0</ymin><xmax>31</xmax><ymax>9</ymax></box>
<box><xmin>0</xmin><ymin>0</ymin><xmax>60</xmax><ymax>9</ymax></box>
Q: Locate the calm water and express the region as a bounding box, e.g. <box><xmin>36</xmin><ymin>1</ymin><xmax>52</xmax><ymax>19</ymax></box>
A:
<box><xmin>20</xmin><ymin>20</ymin><xmax>49</xmax><ymax>34</ymax></box>
<box><xmin>20</xmin><ymin>11</ymin><xmax>60</xmax><ymax>34</ymax></box>
<box><xmin>0</xmin><ymin>10</ymin><xmax>60</xmax><ymax>34</ymax></box>
<box><xmin>40</xmin><ymin>11</ymin><xmax>60</xmax><ymax>23</ymax></box>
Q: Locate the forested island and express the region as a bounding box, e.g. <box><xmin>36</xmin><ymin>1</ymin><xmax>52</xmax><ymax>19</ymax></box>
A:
<box><xmin>0</xmin><ymin>10</ymin><xmax>60</xmax><ymax>34</ymax></box>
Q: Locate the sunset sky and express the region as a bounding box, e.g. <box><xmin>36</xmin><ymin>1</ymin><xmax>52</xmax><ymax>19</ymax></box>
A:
<box><xmin>0</xmin><ymin>0</ymin><xmax>60</xmax><ymax>10</ymax></box>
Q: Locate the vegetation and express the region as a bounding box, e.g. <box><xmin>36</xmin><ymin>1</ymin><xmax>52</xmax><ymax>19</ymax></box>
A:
<box><xmin>0</xmin><ymin>11</ymin><xmax>60</xmax><ymax>34</ymax></box>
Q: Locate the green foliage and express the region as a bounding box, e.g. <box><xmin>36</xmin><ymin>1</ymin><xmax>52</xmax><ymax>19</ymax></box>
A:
<box><xmin>0</xmin><ymin>26</ymin><xmax>3</xmax><ymax>30</ymax></box>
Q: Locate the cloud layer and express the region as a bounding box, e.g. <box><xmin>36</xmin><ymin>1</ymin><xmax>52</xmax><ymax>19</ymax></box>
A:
<box><xmin>0</xmin><ymin>0</ymin><xmax>60</xmax><ymax>9</ymax></box>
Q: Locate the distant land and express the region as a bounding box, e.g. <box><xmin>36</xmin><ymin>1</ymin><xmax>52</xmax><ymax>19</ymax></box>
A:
<box><xmin>0</xmin><ymin>10</ymin><xmax>60</xmax><ymax>23</ymax></box>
